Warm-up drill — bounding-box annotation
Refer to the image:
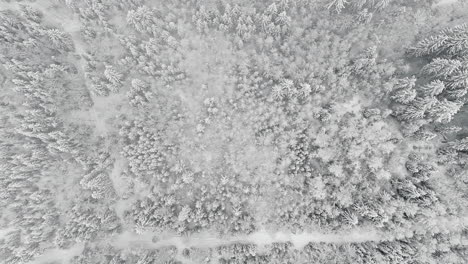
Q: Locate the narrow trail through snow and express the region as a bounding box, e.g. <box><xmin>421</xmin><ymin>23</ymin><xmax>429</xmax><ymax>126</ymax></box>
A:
<box><xmin>112</xmin><ymin>228</ymin><xmax>383</xmax><ymax>250</ymax></box>
<box><xmin>28</xmin><ymin>213</ymin><xmax>468</xmax><ymax>263</ymax></box>
<box><xmin>27</xmin><ymin>229</ymin><xmax>385</xmax><ymax>264</ymax></box>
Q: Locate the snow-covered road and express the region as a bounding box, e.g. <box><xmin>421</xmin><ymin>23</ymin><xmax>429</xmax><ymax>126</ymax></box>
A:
<box><xmin>27</xmin><ymin>228</ymin><xmax>384</xmax><ymax>264</ymax></box>
<box><xmin>111</xmin><ymin>228</ymin><xmax>383</xmax><ymax>250</ymax></box>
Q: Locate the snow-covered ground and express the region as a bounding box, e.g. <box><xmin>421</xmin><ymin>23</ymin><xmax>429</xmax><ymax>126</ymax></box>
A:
<box><xmin>114</xmin><ymin>228</ymin><xmax>382</xmax><ymax>250</ymax></box>
<box><xmin>28</xmin><ymin>228</ymin><xmax>383</xmax><ymax>263</ymax></box>
<box><xmin>26</xmin><ymin>243</ymin><xmax>85</xmax><ymax>264</ymax></box>
<box><xmin>3</xmin><ymin>0</ymin><xmax>468</xmax><ymax>263</ymax></box>
<box><xmin>24</xmin><ymin>212</ymin><xmax>468</xmax><ymax>263</ymax></box>
<box><xmin>433</xmin><ymin>0</ymin><xmax>463</xmax><ymax>6</ymax></box>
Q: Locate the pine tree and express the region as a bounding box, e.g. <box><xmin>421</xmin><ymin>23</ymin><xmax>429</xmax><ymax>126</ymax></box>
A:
<box><xmin>447</xmin><ymin>70</ymin><xmax>468</xmax><ymax>89</ymax></box>
<box><xmin>445</xmin><ymin>88</ymin><xmax>467</xmax><ymax>99</ymax></box>
<box><xmin>419</xmin><ymin>80</ymin><xmax>445</xmax><ymax>97</ymax></box>
<box><xmin>412</xmin><ymin>96</ymin><xmax>437</xmax><ymax>111</ymax></box>
<box><xmin>391</xmin><ymin>87</ymin><xmax>416</xmax><ymax>104</ymax></box>
<box><xmin>414</xmin><ymin>130</ymin><xmax>437</xmax><ymax>141</ymax></box>
<box><xmin>435</xmin><ymin>125</ymin><xmax>461</xmax><ymax>135</ymax></box>
<box><xmin>427</xmin><ymin>99</ymin><xmax>462</xmax><ymax>123</ymax></box>
<box><xmin>398</xmin><ymin>105</ymin><xmax>425</xmax><ymax>120</ymax></box>
<box><xmin>351</xmin><ymin>0</ymin><xmax>368</xmax><ymax>10</ymax></box>
<box><xmin>104</xmin><ymin>66</ymin><xmax>123</xmax><ymax>93</ymax></box>
<box><xmin>407</xmin><ymin>35</ymin><xmax>448</xmax><ymax>57</ymax></box>
<box><xmin>450</xmin><ymin>137</ymin><xmax>468</xmax><ymax>152</ymax></box>
<box><xmin>128</xmin><ymin>79</ymin><xmax>152</xmax><ymax>107</ymax></box>
<box><xmin>374</xmin><ymin>0</ymin><xmax>392</xmax><ymax>11</ymax></box>
<box><xmin>272</xmin><ymin>85</ymin><xmax>284</xmax><ymax>99</ymax></box>
<box><xmin>395</xmin><ymin>76</ymin><xmax>417</xmax><ymax>90</ymax></box>
<box><xmin>357</xmin><ymin>9</ymin><xmax>373</xmax><ymax>24</ymax></box>
<box><xmin>421</xmin><ymin>58</ymin><xmax>462</xmax><ymax>78</ymax></box>
<box><xmin>43</xmin><ymin>29</ymin><xmax>74</xmax><ymax>52</ymax></box>
<box><xmin>126</xmin><ymin>6</ymin><xmax>155</xmax><ymax>34</ymax></box>
<box><xmin>20</xmin><ymin>5</ymin><xmax>42</xmax><ymax>23</ymax></box>
<box><xmin>275</xmin><ymin>11</ymin><xmax>290</xmax><ymax>26</ymax></box>
<box><xmin>407</xmin><ymin>24</ymin><xmax>468</xmax><ymax>57</ymax></box>
<box><xmin>326</xmin><ymin>0</ymin><xmax>348</xmax><ymax>14</ymax></box>
<box><xmin>442</xmin><ymin>24</ymin><xmax>468</xmax><ymax>55</ymax></box>
<box><xmin>266</xmin><ymin>3</ymin><xmax>278</xmax><ymax>16</ymax></box>
<box><xmin>104</xmin><ymin>66</ymin><xmax>122</xmax><ymax>86</ymax></box>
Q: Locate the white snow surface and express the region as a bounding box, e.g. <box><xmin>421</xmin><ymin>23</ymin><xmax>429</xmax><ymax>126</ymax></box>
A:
<box><xmin>433</xmin><ymin>0</ymin><xmax>465</xmax><ymax>6</ymax></box>
<box><xmin>26</xmin><ymin>228</ymin><xmax>383</xmax><ymax>263</ymax></box>
<box><xmin>25</xmin><ymin>213</ymin><xmax>468</xmax><ymax>263</ymax></box>
<box><xmin>112</xmin><ymin>228</ymin><xmax>382</xmax><ymax>250</ymax></box>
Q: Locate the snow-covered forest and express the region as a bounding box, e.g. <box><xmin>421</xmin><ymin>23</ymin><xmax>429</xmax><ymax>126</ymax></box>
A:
<box><xmin>1</xmin><ymin>0</ymin><xmax>468</xmax><ymax>263</ymax></box>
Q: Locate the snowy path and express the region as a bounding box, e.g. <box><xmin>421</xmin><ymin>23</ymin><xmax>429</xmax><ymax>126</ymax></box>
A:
<box><xmin>112</xmin><ymin>228</ymin><xmax>383</xmax><ymax>250</ymax></box>
<box><xmin>433</xmin><ymin>0</ymin><xmax>466</xmax><ymax>6</ymax></box>
<box><xmin>27</xmin><ymin>213</ymin><xmax>468</xmax><ymax>263</ymax></box>
<box><xmin>27</xmin><ymin>229</ymin><xmax>384</xmax><ymax>263</ymax></box>
<box><xmin>27</xmin><ymin>243</ymin><xmax>85</xmax><ymax>264</ymax></box>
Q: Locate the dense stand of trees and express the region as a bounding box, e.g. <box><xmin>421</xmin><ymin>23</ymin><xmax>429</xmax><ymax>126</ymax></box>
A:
<box><xmin>0</xmin><ymin>0</ymin><xmax>467</xmax><ymax>263</ymax></box>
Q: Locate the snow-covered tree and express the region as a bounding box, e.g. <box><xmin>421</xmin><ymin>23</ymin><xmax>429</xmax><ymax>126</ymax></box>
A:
<box><xmin>427</xmin><ymin>99</ymin><xmax>462</xmax><ymax>123</ymax></box>
<box><xmin>421</xmin><ymin>58</ymin><xmax>462</xmax><ymax>78</ymax></box>
<box><xmin>104</xmin><ymin>65</ymin><xmax>123</xmax><ymax>92</ymax></box>
<box><xmin>326</xmin><ymin>0</ymin><xmax>348</xmax><ymax>14</ymax></box>
<box><xmin>408</xmin><ymin>24</ymin><xmax>468</xmax><ymax>57</ymax></box>
<box><xmin>127</xmin><ymin>79</ymin><xmax>152</xmax><ymax>107</ymax></box>
<box><xmin>419</xmin><ymin>80</ymin><xmax>445</xmax><ymax>97</ymax></box>
<box><xmin>391</xmin><ymin>86</ymin><xmax>416</xmax><ymax>104</ymax></box>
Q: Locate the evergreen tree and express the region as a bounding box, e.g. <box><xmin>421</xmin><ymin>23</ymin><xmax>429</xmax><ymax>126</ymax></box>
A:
<box><xmin>397</xmin><ymin>105</ymin><xmax>425</xmax><ymax>120</ymax></box>
<box><xmin>447</xmin><ymin>70</ymin><xmax>468</xmax><ymax>90</ymax></box>
<box><xmin>419</xmin><ymin>80</ymin><xmax>445</xmax><ymax>97</ymax></box>
<box><xmin>391</xmin><ymin>87</ymin><xmax>416</xmax><ymax>104</ymax></box>
<box><xmin>450</xmin><ymin>137</ymin><xmax>468</xmax><ymax>152</ymax></box>
<box><xmin>427</xmin><ymin>99</ymin><xmax>462</xmax><ymax>123</ymax></box>
<box><xmin>326</xmin><ymin>0</ymin><xmax>348</xmax><ymax>14</ymax></box>
<box><xmin>421</xmin><ymin>58</ymin><xmax>462</xmax><ymax>78</ymax></box>
<box><xmin>408</xmin><ymin>24</ymin><xmax>468</xmax><ymax>57</ymax></box>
